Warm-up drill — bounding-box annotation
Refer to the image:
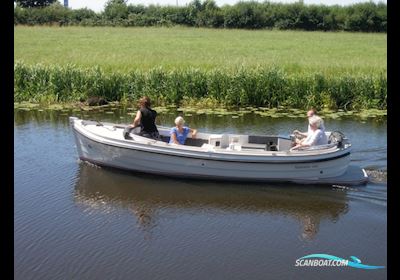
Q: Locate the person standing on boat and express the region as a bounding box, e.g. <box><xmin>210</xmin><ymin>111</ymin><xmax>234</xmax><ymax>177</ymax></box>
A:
<box><xmin>290</xmin><ymin>115</ymin><xmax>328</xmax><ymax>151</ymax></box>
<box><xmin>293</xmin><ymin>109</ymin><xmax>325</xmax><ymax>143</ymax></box>
<box><xmin>169</xmin><ymin>116</ymin><xmax>197</xmax><ymax>145</ymax></box>
<box><xmin>130</xmin><ymin>96</ymin><xmax>160</xmax><ymax>140</ymax></box>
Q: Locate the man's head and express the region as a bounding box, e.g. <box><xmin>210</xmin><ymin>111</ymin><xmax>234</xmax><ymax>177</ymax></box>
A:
<box><xmin>307</xmin><ymin>109</ymin><xmax>316</xmax><ymax>118</ymax></box>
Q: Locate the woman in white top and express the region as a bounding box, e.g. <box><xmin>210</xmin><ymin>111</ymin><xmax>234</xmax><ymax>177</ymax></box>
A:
<box><xmin>293</xmin><ymin>109</ymin><xmax>325</xmax><ymax>144</ymax></box>
<box><xmin>291</xmin><ymin>115</ymin><xmax>328</xmax><ymax>151</ymax></box>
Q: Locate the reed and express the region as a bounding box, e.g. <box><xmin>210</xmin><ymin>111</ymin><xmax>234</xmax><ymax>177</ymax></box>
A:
<box><xmin>14</xmin><ymin>62</ymin><xmax>386</xmax><ymax>110</ymax></box>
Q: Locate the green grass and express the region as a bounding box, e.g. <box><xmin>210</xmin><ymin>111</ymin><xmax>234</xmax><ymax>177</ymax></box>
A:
<box><xmin>14</xmin><ymin>26</ymin><xmax>386</xmax><ymax>75</ymax></box>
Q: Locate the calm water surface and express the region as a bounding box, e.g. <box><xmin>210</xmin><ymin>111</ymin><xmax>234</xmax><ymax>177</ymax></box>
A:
<box><xmin>14</xmin><ymin>107</ymin><xmax>387</xmax><ymax>280</ymax></box>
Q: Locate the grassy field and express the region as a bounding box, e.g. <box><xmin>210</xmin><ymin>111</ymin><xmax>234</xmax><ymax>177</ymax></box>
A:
<box><xmin>14</xmin><ymin>26</ymin><xmax>386</xmax><ymax>75</ymax></box>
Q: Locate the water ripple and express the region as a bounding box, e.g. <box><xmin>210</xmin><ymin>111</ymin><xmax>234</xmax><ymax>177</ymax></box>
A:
<box><xmin>365</xmin><ymin>169</ymin><xmax>387</xmax><ymax>183</ymax></box>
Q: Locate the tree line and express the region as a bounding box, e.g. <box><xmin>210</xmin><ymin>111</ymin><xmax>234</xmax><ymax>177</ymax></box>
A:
<box><xmin>14</xmin><ymin>0</ymin><xmax>386</xmax><ymax>32</ymax></box>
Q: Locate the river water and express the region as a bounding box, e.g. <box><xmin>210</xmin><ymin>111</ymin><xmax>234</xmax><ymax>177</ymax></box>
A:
<box><xmin>14</xmin><ymin>106</ymin><xmax>387</xmax><ymax>280</ymax></box>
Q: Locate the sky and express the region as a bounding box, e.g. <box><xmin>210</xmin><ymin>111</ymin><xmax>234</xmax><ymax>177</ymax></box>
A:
<box><xmin>59</xmin><ymin>0</ymin><xmax>387</xmax><ymax>13</ymax></box>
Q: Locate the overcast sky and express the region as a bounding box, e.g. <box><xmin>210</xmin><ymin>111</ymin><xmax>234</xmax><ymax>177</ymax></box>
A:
<box><xmin>59</xmin><ymin>0</ymin><xmax>387</xmax><ymax>13</ymax></box>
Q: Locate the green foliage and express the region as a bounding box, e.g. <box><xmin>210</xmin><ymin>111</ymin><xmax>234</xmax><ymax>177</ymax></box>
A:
<box><xmin>14</xmin><ymin>2</ymin><xmax>70</xmax><ymax>25</ymax></box>
<box><xmin>196</xmin><ymin>0</ymin><xmax>224</xmax><ymax>28</ymax></box>
<box><xmin>104</xmin><ymin>0</ymin><xmax>129</xmax><ymax>21</ymax></box>
<box><xmin>69</xmin><ymin>8</ymin><xmax>98</xmax><ymax>24</ymax></box>
<box><xmin>16</xmin><ymin>0</ymin><xmax>56</xmax><ymax>8</ymax></box>
<box><xmin>14</xmin><ymin>5</ymin><xmax>27</xmax><ymax>25</ymax></box>
<box><xmin>14</xmin><ymin>0</ymin><xmax>387</xmax><ymax>32</ymax></box>
<box><xmin>14</xmin><ymin>62</ymin><xmax>386</xmax><ymax>110</ymax></box>
<box><xmin>344</xmin><ymin>2</ymin><xmax>386</xmax><ymax>32</ymax></box>
<box><xmin>224</xmin><ymin>1</ymin><xmax>267</xmax><ymax>29</ymax></box>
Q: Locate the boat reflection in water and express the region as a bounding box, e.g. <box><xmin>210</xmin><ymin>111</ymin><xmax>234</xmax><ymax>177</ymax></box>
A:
<box><xmin>74</xmin><ymin>163</ymin><xmax>350</xmax><ymax>240</ymax></box>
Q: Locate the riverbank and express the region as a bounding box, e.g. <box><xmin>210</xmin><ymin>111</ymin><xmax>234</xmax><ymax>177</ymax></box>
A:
<box><xmin>14</xmin><ymin>62</ymin><xmax>387</xmax><ymax>110</ymax></box>
<box><xmin>14</xmin><ymin>27</ymin><xmax>386</xmax><ymax>110</ymax></box>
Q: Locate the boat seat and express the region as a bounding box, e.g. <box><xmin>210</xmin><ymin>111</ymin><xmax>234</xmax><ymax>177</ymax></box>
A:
<box><xmin>201</xmin><ymin>143</ymin><xmax>215</xmax><ymax>151</ymax></box>
<box><xmin>160</xmin><ymin>135</ymin><xmax>170</xmax><ymax>143</ymax></box>
<box><xmin>185</xmin><ymin>138</ymin><xmax>209</xmax><ymax>147</ymax></box>
<box><xmin>248</xmin><ymin>135</ymin><xmax>277</xmax><ymax>145</ymax></box>
<box><xmin>248</xmin><ymin>135</ymin><xmax>279</xmax><ymax>151</ymax></box>
<box><xmin>159</xmin><ymin>135</ymin><xmax>207</xmax><ymax>147</ymax></box>
<box><xmin>241</xmin><ymin>143</ymin><xmax>266</xmax><ymax>150</ymax></box>
<box><xmin>208</xmin><ymin>134</ymin><xmax>230</xmax><ymax>148</ymax></box>
<box><xmin>220</xmin><ymin>134</ymin><xmax>230</xmax><ymax>148</ymax></box>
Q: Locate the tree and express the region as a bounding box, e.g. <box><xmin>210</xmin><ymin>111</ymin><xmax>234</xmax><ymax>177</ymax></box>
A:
<box><xmin>103</xmin><ymin>0</ymin><xmax>128</xmax><ymax>20</ymax></box>
<box><xmin>15</xmin><ymin>0</ymin><xmax>57</xmax><ymax>8</ymax></box>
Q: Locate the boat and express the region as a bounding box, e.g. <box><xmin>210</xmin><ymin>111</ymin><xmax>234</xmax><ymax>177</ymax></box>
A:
<box><xmin>69</xmin><ymin>116</ymin><xmax>368</xmax><ymax>185</ymax></box>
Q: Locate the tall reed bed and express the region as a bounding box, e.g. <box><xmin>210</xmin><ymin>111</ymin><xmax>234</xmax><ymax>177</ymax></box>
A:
<box><xmin>14</xmin><ymin>62</ymin><xmax>386</xmax><ymax>110</ymax></box>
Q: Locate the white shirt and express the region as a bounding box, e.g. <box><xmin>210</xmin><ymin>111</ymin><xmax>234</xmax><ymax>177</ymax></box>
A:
<box><xmin>304</xmin><ymin>129</ymin><xmax>328</xmax><ymax>146</ymax></box>
<box><xmin>307</xmin><ymin>123</ymin><xmax>325</xmax><ymax>135</ymax></box>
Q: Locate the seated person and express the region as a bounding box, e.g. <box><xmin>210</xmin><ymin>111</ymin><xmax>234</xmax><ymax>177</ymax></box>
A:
<box><xmin>169</xmin><ymin>116</ymin><xmax>197</xmax><ymax>145</ymax></box>
<box><xmin>128</xmin><ymin>96</ymin><xmax>160</xmax><ymax>140</ymax></box>
<box><xmin>293</xmin><ymin>109</ymin><xmax>325</xmax><ymax>144</ymax></box>
<box><xmin>290</xmin><ymin>115</ymin><xmax>328</xmax><ymax>151</ymax></box>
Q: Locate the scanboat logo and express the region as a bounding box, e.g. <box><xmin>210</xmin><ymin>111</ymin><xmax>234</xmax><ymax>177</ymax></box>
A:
<box><xmin>295</xmin><ymin>254</ymin><xmax>385</xmax><ymax>270</ymax></box>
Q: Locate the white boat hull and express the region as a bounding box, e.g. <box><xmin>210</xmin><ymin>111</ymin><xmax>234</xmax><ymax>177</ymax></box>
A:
<box><xmin>70</xmin><ymin>117</ymin><xmax>366</xmax><ymax>184</ymax></box>
<box><xmin>75</xmin><ymin>133</ymin><xmax>350</xmax><ymax>180</ymax></box>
